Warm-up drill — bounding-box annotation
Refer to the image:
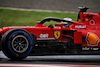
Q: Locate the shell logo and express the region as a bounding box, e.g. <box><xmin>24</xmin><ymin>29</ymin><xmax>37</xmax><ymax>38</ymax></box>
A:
<box><xmin>86</xmin><ymin>32</ymin><xmax>99</xmax><ymax>46</ymax></box>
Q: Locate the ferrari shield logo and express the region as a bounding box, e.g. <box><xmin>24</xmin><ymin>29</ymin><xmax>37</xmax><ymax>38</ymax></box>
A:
<box><xmin>54</xmin><ymin>31</ymin><xmax>60</xmax><ymax>39</ymax></box>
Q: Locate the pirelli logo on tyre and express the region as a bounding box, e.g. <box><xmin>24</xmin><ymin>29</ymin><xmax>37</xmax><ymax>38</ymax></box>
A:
<box><xmin>54</xmin><ymin>31</ymin><xmax>60</xmax><ymax>39</ymax></box>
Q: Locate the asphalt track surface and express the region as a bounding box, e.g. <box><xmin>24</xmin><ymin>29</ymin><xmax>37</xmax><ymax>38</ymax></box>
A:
<box><xmin>0</xmin><ymin>0</ymin><xmax>100</xmax><ymax>13</ymax></box>
<box><xmin>0</xmin><ymin>51</ymin><xmax>100</xmax><ymax>67</ymax></box>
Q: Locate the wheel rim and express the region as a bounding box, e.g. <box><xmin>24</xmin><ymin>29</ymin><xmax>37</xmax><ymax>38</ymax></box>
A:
<box><xmin>11</xmin><ymin>35</ymin><xmax>29</xmax><ymax>53</ymax></box>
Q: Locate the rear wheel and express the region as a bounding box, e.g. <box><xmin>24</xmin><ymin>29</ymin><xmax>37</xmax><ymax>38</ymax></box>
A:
<box><xmin>1</xmin><ymin>29</ymin><xmax>34</xmax><ymax>60</ymax></box>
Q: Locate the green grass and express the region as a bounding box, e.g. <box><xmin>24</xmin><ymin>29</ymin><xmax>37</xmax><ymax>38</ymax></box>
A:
<box><xmin>0</xmin><ymin>8</ymin><xmax>78</xmax><ymax>27</ymax></box>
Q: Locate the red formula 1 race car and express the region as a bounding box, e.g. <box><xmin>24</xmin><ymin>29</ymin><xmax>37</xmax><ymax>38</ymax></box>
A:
<box><xmin>0</xmin><ymin>7</ymin><xmax>100</xmax><ymax>60</ymax></box>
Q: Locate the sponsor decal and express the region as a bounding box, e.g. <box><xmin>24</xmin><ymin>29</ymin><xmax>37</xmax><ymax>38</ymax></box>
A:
<box><xmin>83</xmin><ymin>12</ymin><xmax>89</xmax><ymax>14</ymax></box>
<box><xmin>82</xmin><ymin>47</ymin><xmax>99</xmax><ymax>50</ymax></box>
<box><xmin>75</xmin><ymin>25</ymin><xmax>86</xmax><ymax>29</ymax></box>
<box><xmin>89</xmin><ymin>20</ymin><xmax>95</xmax><ymax>25</ymax></box>
<box><xmin>40</xmin><ymin>33</ymin><xmax>48</xmax><ymax>38</ymax></box>
<box><xmin>37</xmin><ymin>38</ymin><xmax>55</xmax><ymax>40</ymax></box>
<box><xmin>54</xmin><ymin>31</ymin><xmax>60</xmax><ymax>39</ymax></box>
<box><xmin>82</xmin><ymin>47</ymin><xmax>90</xmax><ymax>50</ymax></box>
<box><xmin>86</xmin><ymin>32</ymin><xmax>99</xmax><ymax>46</ymax></box>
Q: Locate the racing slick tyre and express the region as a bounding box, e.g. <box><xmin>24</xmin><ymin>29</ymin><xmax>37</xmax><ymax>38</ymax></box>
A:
<box><xmin>1</xmin><ymin>29</ymin><xmax>34</xmax><ymax>60</ymax></box>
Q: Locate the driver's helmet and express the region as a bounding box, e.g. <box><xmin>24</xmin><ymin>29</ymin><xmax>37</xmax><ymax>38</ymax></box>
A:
<box><xmin>61</xmin><ymin>18</ymin><xmax>72</xmax><ymax>24</ymax></box>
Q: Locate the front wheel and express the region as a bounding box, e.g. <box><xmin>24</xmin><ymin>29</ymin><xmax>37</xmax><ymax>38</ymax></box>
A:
<box><xmin>1</xmin><ymin>29</ymin><xmax>34</xmax><ymax>60</ymax></box>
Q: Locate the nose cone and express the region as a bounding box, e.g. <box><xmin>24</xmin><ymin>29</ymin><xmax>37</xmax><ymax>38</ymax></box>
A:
<box><xmin>87</xmin><ymin>33</ymin><xmax>99</xmax><ymax>45</ymax></box>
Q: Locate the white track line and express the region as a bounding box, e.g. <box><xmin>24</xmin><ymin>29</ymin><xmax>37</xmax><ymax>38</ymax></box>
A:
<box><xmin>0</xmin><ymin>7</ymin><xmax>76</xmax><ymax>13</ymax></box>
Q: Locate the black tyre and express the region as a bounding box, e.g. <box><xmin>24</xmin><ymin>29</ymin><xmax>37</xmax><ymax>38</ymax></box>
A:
<box><xmin>1</xmin><ymin>29</ymin><xmax>34</xmax><ymax>60</ymax></box>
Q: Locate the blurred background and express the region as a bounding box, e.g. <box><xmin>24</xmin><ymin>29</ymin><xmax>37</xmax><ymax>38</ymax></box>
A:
<box><xmin>0</xmin><ymin>0</ymin><xmax>100</xmax><ymax>13</ymax></box>
<box><xmin>0</xmin><ymin>0</ymin><xmax>100</xmax><ymax>27</ymax></box>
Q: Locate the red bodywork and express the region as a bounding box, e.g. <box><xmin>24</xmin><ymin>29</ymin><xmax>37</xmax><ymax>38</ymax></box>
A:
<box><xmin>0</xmin><ymin>8</ymin><xmax>100</xmax><ymax>51</ymax></box>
